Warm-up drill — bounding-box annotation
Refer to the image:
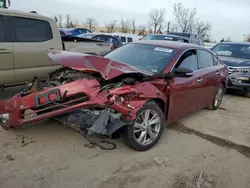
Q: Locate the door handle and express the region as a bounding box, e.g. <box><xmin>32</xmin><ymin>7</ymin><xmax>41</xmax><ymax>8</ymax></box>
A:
<box><xmin>197</xmin><ymin>78</ymin><xmax>203</xmax><ymax>83</ymax></box>
<box><xmin>0</xmin><ymin>48</ymin><xmax>12</xmax><ymax>54</ymax></box>
<box><xmin>216</xmin><ymin>71</ymin><xmax>220</xmax><ymax>75</ymax></box>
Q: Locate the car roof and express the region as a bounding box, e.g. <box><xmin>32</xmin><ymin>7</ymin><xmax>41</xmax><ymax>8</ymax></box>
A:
<box><xmin>133</xmin><ymin>40</ymin><xmax>205</xmax><ymax>50</ymax></box>
<box><xmin>146</xmin><ymin>34</ymin><xmax>189</xmax><ymax>40</ymax></box>
<box><xmin>219</xmin><ymin>42</ymin><xmax>250</xmax><ymax>45</ymax></box>
<box><xmin>0</xmin><ymin>8</ymin><xmax>53</xmax><ymax>21</ymax></box>
<box><xmin>60</xmin><ymin>28</ymin><xmax>89</xmax><ymax>31</ymax></box>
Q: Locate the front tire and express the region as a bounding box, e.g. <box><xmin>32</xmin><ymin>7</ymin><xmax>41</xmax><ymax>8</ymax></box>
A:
<box><xmin>123</xmin><ymin>101</ymin><xmax>164</xmax><ymax>151</ymax></box>
<box><xmin>209</xmin><ymin>83</ymin><xmax>224</xmax><ymax>110</ymax></box>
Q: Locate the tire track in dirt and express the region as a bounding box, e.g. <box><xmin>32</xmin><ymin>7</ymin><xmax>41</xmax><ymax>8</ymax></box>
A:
<box><xmin>169</xmin><ymin>122</ymin><xmax>250</xmax><ymax>159</ymax></box>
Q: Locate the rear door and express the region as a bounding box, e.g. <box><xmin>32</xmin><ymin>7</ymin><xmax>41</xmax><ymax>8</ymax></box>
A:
<box><xmin>13</xmin><ymin>16</ymin><xmax>61</xmax><ymax>83</ymax></box>
<box><xmin>0</xmin><ymin>14</ymin><xmax>15</xmax><ymax>85</ymax></box>
<box><xmin>168</xmin><ymin>49</ymin><xmax>204</xmax><ymax>123</ymax></box>
<box><xmin>196</xmin><ymin>49</ymin><xmax>222</xmax><ymax>109</ymax></box>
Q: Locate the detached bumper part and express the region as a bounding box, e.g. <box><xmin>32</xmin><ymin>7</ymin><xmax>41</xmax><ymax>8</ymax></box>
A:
<box><xmin>67</xmin><ymin>110</ymin><xmax>130</xmax><ymax>136</ymax></box>
<box><xmin>0</xmin><ymin>113</ymin><xmax>12</xmax><ymax>130</ymax></box>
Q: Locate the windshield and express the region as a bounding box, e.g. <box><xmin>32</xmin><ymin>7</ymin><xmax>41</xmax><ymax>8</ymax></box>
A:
<box><xmin>212</xmin><ymin>43</ymin><xmax>250</xmax><ymax>59</ymax></box>
<box><xmin>104</xmin><ymin>43</ymin><xmax>176</xmax><ymax>74</ymax></box>
<box><xmin>141</xmin><ymin>35</ymin><xmax>182</xmax><ymax>42</ymax></box>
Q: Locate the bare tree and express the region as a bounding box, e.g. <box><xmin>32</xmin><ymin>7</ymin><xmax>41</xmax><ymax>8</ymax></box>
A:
<box><xmin>247</xmin><ymin>34</ymin><xmax>250</xmax><ymax>42</ymax></box>
<box><xmin>58</xmin><ymin>14</ymin><xmax>63</xmax><ymax>28</ymax></box>
<box><xmin>54</xmin><ymin>16</ymin><xmax>58</xmax><ymax>24</ymax></box>
<box><xmin>132</xmin><ymin>18</ymin><xmax>136</xmax><ymax>34</ymax></box>
<box><xmin>106</xmin><ymin>20</ymin><xmax>117</xmax><ymax>33</ymax></box>
<box><xmin>138</xmin><ymin>25</ymin><xmax>146</xmax><ymax>36</ymax></box>
<box><xmin>119</xmin><ymin>19</ymin><xmax>131</xmax><ymax>33</ymax></box>
<box><xmin>196</xmin><ymin>20</ymin><xmax>211</xmax><ymax>38</ymax></box>
<box><xmin>173</xmin><ymin>3</ymin><xmax>197</xmax><ymax>33</ymax></box>
<box><xmin>147</xmin><ymin>8</ymin><xmax>166</xmax><ymax>34</ymax></box>
<box><xmin>65</xmin><ymin>14</ymin><xmax>71</xmax><ymax>28</ymax></box>
<box><xmin>85</xmin><ymin>17</ymin><xmax>98</xmax><ymax>31</ymax></box>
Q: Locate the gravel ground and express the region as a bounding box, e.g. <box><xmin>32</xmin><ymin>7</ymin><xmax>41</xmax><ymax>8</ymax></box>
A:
<box><xmin>0</xmin><ymin>89</ymin><xmax>250</xmax><ymax>188</ymax></box>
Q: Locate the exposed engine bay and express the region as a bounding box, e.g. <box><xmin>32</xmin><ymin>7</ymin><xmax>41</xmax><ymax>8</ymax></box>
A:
<box><xmin>0</xmin><ymin>51</ymin><xmax>170</xmax><ymax>152</ymax></box>
<box><xmin>0</xmin><ymin>66</ymin><xmax>167</xmax><ymax>134</ymax></box>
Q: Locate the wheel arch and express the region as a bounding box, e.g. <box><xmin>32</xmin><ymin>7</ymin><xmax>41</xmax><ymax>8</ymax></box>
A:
<box><xmin>149</xmin><ymin>98</ymin><xmax>166</xmax><ymax>116</ymax></box>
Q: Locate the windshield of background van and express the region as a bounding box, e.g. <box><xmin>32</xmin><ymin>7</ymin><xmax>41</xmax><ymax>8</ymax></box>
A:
<box><xmin>212</xmin><ymin>43</ymin><xmax>250</xmax><ymax>59</ymax></box>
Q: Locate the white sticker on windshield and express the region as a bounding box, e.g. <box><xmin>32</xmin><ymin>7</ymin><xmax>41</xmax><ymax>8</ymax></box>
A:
<box><xmin>151</xmin><ymin>69</ymin><xmax>158</xmax><ymax>73</ymax></box>
<box><xmin>154</xmin><ymin>47</ymin><xmax>173</xmax><ymax>53</ymax></box>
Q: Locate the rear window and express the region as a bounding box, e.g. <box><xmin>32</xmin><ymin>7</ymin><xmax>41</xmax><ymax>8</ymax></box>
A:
<box><xmin>104</xmin><ymin>43</ymin><xmax>176</xmax><ymax>74</ymax></box>
<box><xmin>168</xmin><ymin>32</ymin><xmax>191</xmax><ymax>38</ymax></box>
<box><xmin>14</xmin><ymin>17</ymin><xmax>53</xmax><ymax>42</ymax></box>
<box><xmin>141</xmin><ymin>35</ymin><xmax>182</xmax><ymax>42</ymax></box>
<box><xmin>0</xmin><ymin>15</ymin><xmax>5</xmax><ymax>42</ymax></box>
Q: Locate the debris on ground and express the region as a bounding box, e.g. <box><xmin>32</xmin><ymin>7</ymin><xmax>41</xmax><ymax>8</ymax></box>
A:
<box><xmin>194</xmin><ymin>171</ymin><xmax>204</xmax><ymax>188</ymax></box>
<box><xmin>153</xmin><ymin>156</ymin><xmax>170</xmax><ymax>166</ymax></box>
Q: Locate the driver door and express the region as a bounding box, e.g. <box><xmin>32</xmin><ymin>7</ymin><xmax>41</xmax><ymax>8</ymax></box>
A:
<box><xmin>167</xmin><ymin>49</ymin><xmax>205</xmax><ymax>123</ymax></box>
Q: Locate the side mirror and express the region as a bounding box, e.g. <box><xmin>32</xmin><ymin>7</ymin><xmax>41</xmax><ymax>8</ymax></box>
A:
<box><xmin>173</xmin><ymin>67</ymin><xmax>194</xmax><ymax>77</ymax></box>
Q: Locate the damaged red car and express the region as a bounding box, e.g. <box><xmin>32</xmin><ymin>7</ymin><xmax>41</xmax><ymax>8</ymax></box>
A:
<box><xmin>0</xmin><ymin>41</ymin><xmax>228</xmax><ymax>151</ymax></box>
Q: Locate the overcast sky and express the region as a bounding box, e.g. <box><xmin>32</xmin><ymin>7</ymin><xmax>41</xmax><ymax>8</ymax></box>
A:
<box><xmin>10</xmin><ymin>0</ymin><xmax>250</xmax><ymax>41</ymax></box>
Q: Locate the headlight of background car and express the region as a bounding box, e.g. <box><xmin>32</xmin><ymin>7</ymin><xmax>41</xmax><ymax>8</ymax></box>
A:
<box><xmin>228</xmin><ymin>67</ymin><xmax>250</xmax><ymax>74</ymax></box>
<box><xmin>231</xmin><ymin>77</ymin><xmax>250</xmax><ymax>83</ymax></box>
<box><xmin>0</xmin><ymin>113</ymin><xmax>10</xmax><ymax>120</ymax></box>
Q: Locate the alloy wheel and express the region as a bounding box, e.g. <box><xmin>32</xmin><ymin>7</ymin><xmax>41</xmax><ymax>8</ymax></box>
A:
<box><xmin>133</xmin><ymin>109</ymin><xmax>161</xmax><ymax>146</ymax></box>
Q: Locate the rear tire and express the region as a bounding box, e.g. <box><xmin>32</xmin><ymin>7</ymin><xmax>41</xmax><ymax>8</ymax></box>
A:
<box><xmin>123</xmin><ymin>101</ymin><xmax>164</xmax><ymax>151</ymax></box>
<box><xmin>209</xmin><ymin>83</ymin><xmax>224</xmax><ymax>110</ymax></box>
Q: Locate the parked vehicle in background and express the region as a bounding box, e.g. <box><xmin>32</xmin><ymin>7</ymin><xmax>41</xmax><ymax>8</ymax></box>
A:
<box><xmin>77</xmin><ymin>33</ymin><xmax>123</xmax><ymax>49</ymax></box>
<box><xmin>204</xmin><ymin>42</ymin><xmax>217</xmax><ymax>49</ymax></box>
<box><xmin>0</xmin><ymin>9</ymin><xmax>112</xmax><ymax>88</ymax></box>
<box><xmin>212</xmin><ymin>42</ymin><xmax>250</xmax><ymax>97</ymax></box>
<box><xmin>110</xmin><ymin>33</ymin><xmax>140</xmax><ymax>44</ymax></box>
<box><xmin>0</xmin><ymin>40</ymin><xmax>228</xmax><ymax>151</ymax></box>
<box><xmin>59</xmin><ymin>28</ymin><xmax>92</xmax><ymax>37</ymax></box>
<box><xmin>76</xmin><ymin>33</ymin><xmax>95</xmax><ymax>39</ymax></box>
<box><xmin>168</xmin><ymin>32</ymin><xmax>204</xmax><ymax>46</ymax></box>
<box><xmin>140</xmin><ymin>34</ymin><xmax>189</xmax><ymax>43</ymax></box>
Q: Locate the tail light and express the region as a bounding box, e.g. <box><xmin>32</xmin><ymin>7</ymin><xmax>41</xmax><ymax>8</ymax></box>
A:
<box><xmin>67</xmin><ymin>32</ymin><xmax>72</xmax><ymax>35</ymax></box>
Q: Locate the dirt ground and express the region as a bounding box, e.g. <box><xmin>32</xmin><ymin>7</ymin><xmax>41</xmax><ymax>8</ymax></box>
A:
<box><xmin>0</xmin><ymin>89</ymin><xmax>250</xmax><ymax>188</ymax></box>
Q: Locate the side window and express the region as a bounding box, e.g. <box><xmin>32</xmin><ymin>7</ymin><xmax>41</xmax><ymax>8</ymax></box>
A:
<box><xmin>60</xmin><ymin>31</ymin><xmax>66</xmax><ymax>36</ymax></box>
<box><xmin>14</xmin><ymin>17</ymin><xmax>53</xmax><ymax>42</ymax></box>
<box><xmin>0</xmin><ymin>15</ymin><xmax>6</xmax><ymax>42</ymax></box>
<box><xmin>121</xmin><ymin>36</ymin><xmax>126</xmax><ymax>43</ymax></box>
<box><xmin>198</xmin><ymin>50</ymin><xmax>214</xmax><ymax>69</ymax></box>
<box><xmin>175</xmin><ymin>50</ymin><xmax>198</xmax><ymax>71</ymax></box>
<box><xmin>86</xmin><ymin>30</ymin><xmax>92</xmax><ymax>33</ymax></box>
<box><xmin>93</xmin><ymin>35</ymin><xmax>106</xmax><ymax>41</ymax></box>
<box><xmin>127</xmin><ymin>37</ymin><xmax>133</xmax><ymax>43</ymax></box>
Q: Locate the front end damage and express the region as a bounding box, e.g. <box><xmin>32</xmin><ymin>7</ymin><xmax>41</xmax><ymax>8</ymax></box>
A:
<box><xmin>0</xmin><ymin>53</ymin><xmax>167</xmax><ymax>136</ymax></box>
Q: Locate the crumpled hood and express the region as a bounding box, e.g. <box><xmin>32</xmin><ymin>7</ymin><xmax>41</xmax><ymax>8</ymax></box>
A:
<box><xmin>218</xmin><ymin>56</ymin><xmax>250</xmax><ymax>67</ymax></box>
<box><xmin>48</xmin><ymin>50</ymin><xmax>153</xmax><ymax>80</ymax></box>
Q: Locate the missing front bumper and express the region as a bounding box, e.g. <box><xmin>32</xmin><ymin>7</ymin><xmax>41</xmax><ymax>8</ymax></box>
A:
<box><xmin>55</xmin><ymin>109</ymin><xmax>133</xmax><ymax>136</ymax></box>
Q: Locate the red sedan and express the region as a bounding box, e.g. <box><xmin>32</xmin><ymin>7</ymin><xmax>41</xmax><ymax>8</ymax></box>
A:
<box><xmin>0</xmin><ymin>40</ymin><xmax>228</xmax><ymax>151</ymax></box>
